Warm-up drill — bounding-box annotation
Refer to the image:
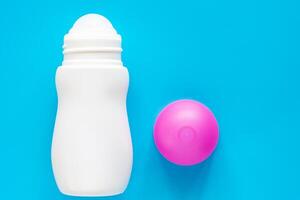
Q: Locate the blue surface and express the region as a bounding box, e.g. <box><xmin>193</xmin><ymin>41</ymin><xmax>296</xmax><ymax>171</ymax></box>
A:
<box><xmin>0</xmin><ymin>0</ymin><xmax>300</xmax><ymax>199</ymax></box>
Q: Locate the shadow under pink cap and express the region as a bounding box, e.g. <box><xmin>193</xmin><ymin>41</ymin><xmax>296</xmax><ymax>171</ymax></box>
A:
<box><xmin>153</xmin><ymin>99</ymin><xmax>219</xmax><ymax>166</ymax></box>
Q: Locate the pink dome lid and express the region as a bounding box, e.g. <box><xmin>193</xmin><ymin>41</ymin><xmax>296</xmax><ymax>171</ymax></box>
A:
<box><xmin>153</xmin><ymin>99</ymin><xmax>219</xmax><ymax>166</ymax></box>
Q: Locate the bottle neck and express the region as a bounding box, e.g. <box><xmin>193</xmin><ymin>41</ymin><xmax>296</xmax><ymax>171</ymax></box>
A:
<box><xmin>62</xmin><ymin>50</ymin><xmax>122</xmax><ymax>66</ymax></box>
<box><xmin>62</xmin><ymin>37</ymin><xmax>122</xmax><ymax>66</ymax></box>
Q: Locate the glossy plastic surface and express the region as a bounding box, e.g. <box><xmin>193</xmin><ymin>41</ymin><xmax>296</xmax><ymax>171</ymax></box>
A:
<box><xmin>154</xmin><ymin>100</ymin><xmax>219</xmax><ymax>166</ymax></box>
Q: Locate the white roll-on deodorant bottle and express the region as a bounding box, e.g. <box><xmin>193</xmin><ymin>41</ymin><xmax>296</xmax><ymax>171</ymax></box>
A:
<box><xmin>51</xmin><ymin>14</ymin><xmax>133</xmax><ymax>196</ymax></box>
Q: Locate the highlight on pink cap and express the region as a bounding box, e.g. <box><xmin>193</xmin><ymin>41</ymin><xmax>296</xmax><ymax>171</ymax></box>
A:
<box><xmin>153</xmin><ymin>99</ymin><xmax>219</xmax><ymax>166</ymax></box>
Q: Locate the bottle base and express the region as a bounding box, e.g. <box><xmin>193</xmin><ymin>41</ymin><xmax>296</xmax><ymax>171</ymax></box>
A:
<box><xmin>59</xmin><ymin>188</ymin><xmax>126</xmax><ymax>197</ymax></box>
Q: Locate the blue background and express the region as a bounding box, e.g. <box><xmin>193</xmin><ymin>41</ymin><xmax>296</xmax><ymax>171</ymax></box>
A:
<box><xmin>0</xmin><ymin>0</ymin><xmax>299</xmax><ymax>199</ymax></box>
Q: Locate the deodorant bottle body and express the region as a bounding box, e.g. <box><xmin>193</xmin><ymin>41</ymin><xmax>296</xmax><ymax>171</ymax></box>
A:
<box><xmin>51</xmin><ymin>14</ymin><xmax>133</xmax><ymax>197</ymax></box>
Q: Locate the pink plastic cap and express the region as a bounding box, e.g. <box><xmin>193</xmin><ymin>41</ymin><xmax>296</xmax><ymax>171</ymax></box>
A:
<box><xmin>154</xmin><ymin>99</ymin><xmax>219</xmax><ymax>166</ymax></box>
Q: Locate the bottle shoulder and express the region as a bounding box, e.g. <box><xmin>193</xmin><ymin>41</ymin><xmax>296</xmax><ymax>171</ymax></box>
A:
<box><xmin>57</xmin><ymin>64</ymin><xmax>128</xmax><ymax>71</ymax></box>
<box><xmin>56</xmin><ymin>64</ymin><xmax>129</xmax><ymax>82</ymax></box>
<box><xmin>57</xmin><ymin>64</ymin><xmax>128</xmax><ymax>76</ymax></box>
